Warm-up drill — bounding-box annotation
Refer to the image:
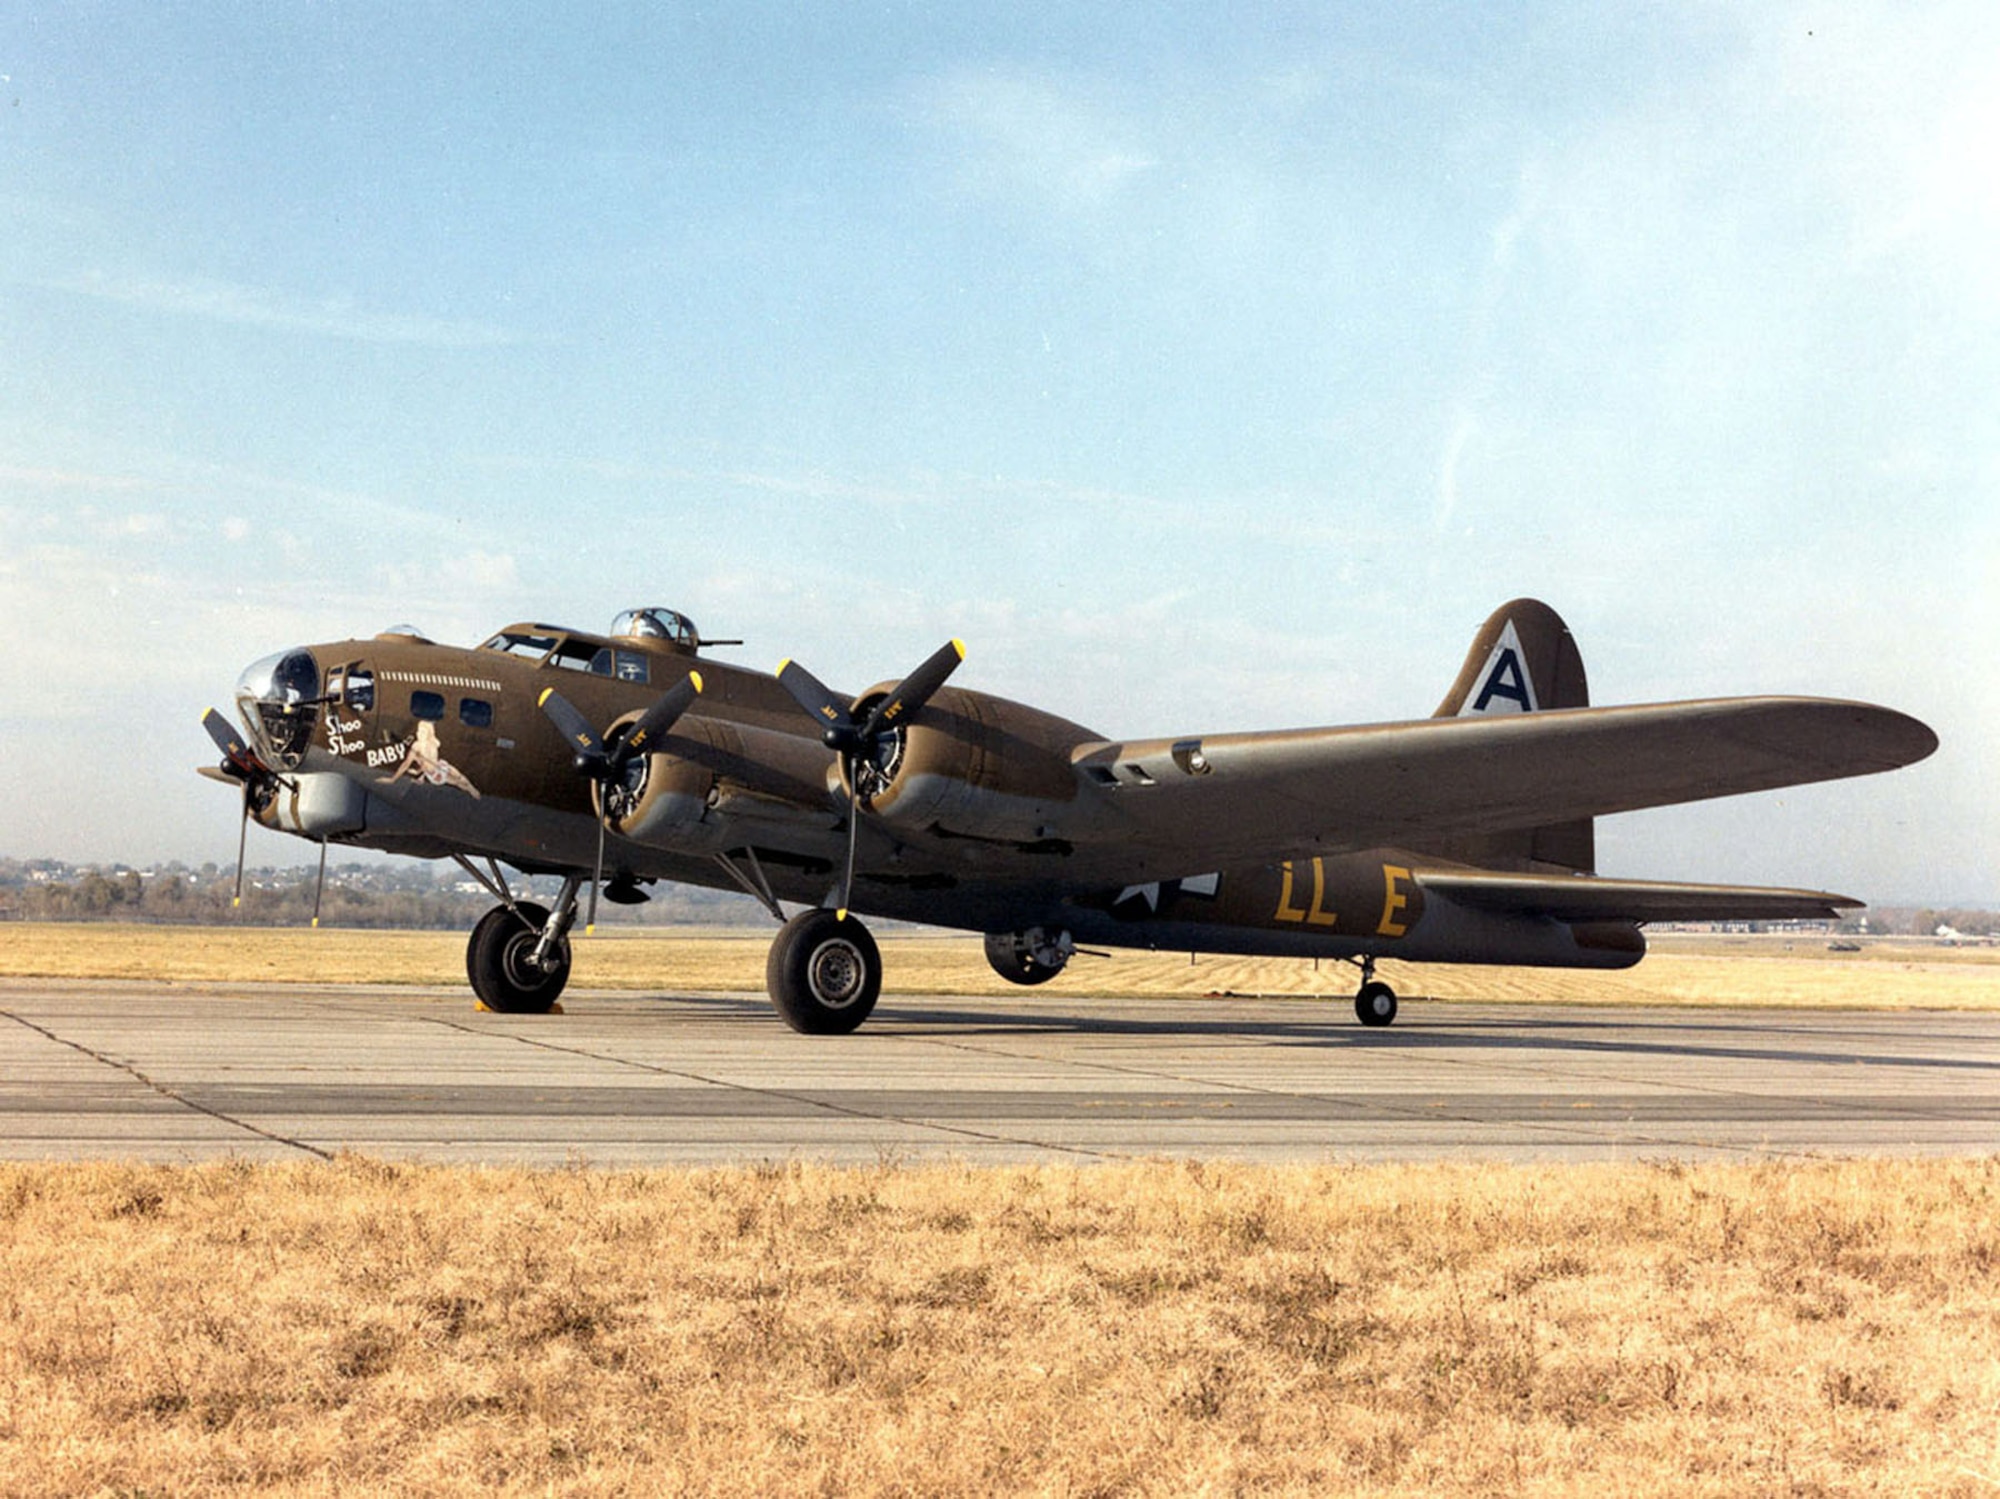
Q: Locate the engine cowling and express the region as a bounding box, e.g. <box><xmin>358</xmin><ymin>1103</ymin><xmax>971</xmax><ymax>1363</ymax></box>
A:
<box><xmin>603</xmin><ymin>717</ymin><xmax>832</xmax><ymax>853</ymax></box>
<box><xmin>847</xmin><ymin>685</ymin><xmax>1095</xmax><ymax>845</ymax></box>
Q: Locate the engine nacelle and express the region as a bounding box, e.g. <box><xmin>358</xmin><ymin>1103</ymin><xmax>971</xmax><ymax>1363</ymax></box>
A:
<box><xmin>262</xmin><ymin>771</ymin><xmax>369</xmax><ymax>838</ymax></box>
<box><xmin>851</xmin><ymin>685</ymin><xmax>1094</xmax><ymax>845</ymax></box>
<box><xmin>604</xmin><ymin>717</ymin><xmax>832</xmax><ymax>853</ymax></box>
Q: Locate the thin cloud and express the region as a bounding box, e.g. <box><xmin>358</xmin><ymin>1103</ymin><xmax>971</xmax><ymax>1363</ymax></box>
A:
<box><xmin>911</xmin><ymin>66</ymin><xmax>1162</xmax><ymax>214</ymax></box>
<box><xmin>0</xmin><ymin>464</ymin><xmax>161</xmax><ymax>495</ymax></box>
<box><xmin>39</xmin><ymin>269</ymin><xmax>522</xmax><ymax>348</ymax></box>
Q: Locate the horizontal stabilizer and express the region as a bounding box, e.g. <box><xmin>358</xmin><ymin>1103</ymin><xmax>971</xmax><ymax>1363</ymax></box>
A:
<box><xmin>1418</xmin><ymin>870</ymin><xmax>1859</xmax><ymax>924</ymax></box>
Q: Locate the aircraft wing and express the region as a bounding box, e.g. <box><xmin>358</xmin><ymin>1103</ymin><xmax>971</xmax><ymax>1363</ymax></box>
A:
<box><xmin>1413</xmin><ymin>870</ymin><xmax>1858</xmax><ymax>923</ymax></box>
<box><xmin>1066</xmin><ymin>696</ymin><xmax>1936</xmax><ymax>879</ymax></box>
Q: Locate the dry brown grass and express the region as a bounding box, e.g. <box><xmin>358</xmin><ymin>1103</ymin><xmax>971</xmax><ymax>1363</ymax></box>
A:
<box><xmin>1</xmin><ymin>1156</ymin><xmax>1995</xmax><ymax>1495</ymax></box>
<box><xmin>2</xmin><ymin>922</ymin><xmax>1998</xmax><ymax>1010</ymax></box>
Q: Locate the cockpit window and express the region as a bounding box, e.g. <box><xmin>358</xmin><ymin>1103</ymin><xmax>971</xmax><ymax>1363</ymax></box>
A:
<box><xmin>479</xmin><ymin>631</ymin><xmax>560</xmax><ymax>659</ymax></box>
<box><xmin>477</xmin><ymin>628</ymin><xmax>642</xmax><ymax>676</ymax></box>
<box><xmin>545</xmin><ymin>637</ymin><xmax>603</xmax><ymax>672</ymax></box>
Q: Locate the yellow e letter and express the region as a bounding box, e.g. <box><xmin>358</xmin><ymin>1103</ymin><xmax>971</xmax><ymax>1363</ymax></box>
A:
<box><xmin>1377</xmin><ymin>864</ymin><xmax>1413</xmax><ymax>937</ymax></box>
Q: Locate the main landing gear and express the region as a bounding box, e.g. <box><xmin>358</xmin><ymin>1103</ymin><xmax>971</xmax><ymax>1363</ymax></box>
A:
<box><xmin>1352</xmin><ymin>955</ymin><xmax>1398</xmax><ymax>1027</ymax></box>
<box><xmin>766</xmin><ymin>909</ymin><xmax>881</xmax><ymax>1034</ymax></box>
<box><xmin>459</xmin><ymin>862</ymin><xmax>579</xmax><ymax>1015</ymax></box>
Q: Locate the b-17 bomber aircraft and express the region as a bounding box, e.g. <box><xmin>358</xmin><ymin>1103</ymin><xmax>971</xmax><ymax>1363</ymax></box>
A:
<box><xmin>201</xmin><ymin>600</ymin><xmax>1937</xmax><ymax>1032</ymax></box>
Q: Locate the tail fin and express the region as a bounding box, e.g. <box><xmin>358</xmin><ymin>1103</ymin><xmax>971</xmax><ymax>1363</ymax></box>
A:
<box><xmin>1427</xmin><ymin>599</ymin><xmax>1595</xmax><ymax>873</ymax></box>
<box><xmin>1433</xmin><ymin>597</ymin><xmax>1588</xmax><ymax>719</ymax></box>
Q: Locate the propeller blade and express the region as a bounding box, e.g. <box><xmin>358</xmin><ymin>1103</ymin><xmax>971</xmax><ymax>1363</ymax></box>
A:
<box><xmin>537</xmin><ymin>688</ymin><xmax>609</xmax><ymax>774</ymax></box>
<box><xmin>856</xmin><ymin>639</ymin><xmax>965</xmax><ymax>743</ymax></box>
<box><xmin>608</xmin><ymin>671</ymin><xmax>703</xmax><ymax>773</ymax></box>
<box><xmin>835</xmin><ymin>757</ymin><xmax>860</xmax><ymax>919</ymax></box>
<box><xmin>232</xmin><ymin>786</ymin><xmax>249</xmax><ymax>911</ymax></box>
<box><xmin>310</xmin><ymin>839</ymin><xmax>328</xmax><ymax>929</ymax></box>
<box><xmin>586</xmin><ymin>812</ymin><xmax>605</xmax><ymax>935</ymax></box>
<box><xmin>202</xmin><ymin>707</ymin><xmax>268</xmax><ymax>780</ymax></box>
<box><xmin>202</xmin><ymin>706</ymin><xmax>248</xmax><ymax>761</ymax></box>
<box><xmin>776</xmin><ymin>658</ymin><xmax>858</xmax><ymax>749</ymax></box>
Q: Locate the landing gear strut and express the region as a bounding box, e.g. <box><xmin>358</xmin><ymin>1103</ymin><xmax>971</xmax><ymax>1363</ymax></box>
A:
<box><xmin>766</xmin><ymin>908</ymin><xmax>881</xmax><ymax>1034</ymax></box>
<box><xmin>1352</xmin><ymin>955</ymin><xmax>1398</xmax><ymax>1027</ymax></box>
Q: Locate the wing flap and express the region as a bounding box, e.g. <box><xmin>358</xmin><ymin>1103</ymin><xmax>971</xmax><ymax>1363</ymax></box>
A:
<box><xmin>1066</xmin><ymin>697</ymin><xmax>1935</xmax><ymax>878</ymax></box>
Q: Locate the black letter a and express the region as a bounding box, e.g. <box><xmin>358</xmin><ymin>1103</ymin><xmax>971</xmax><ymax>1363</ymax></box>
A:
<box><xmin>1473</xmin><ymin>648</ymin><xmax>1533</xmax><ymax>712</ymax></box>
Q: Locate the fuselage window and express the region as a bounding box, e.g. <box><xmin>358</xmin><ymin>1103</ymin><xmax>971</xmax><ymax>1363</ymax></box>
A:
<box><xmin>411</xmin><ymin>690</ymin><xmax>446</xmax><ymax>721</ymax></box>
<box><xmin>460</xmin><ymin>698</ymin><xmax>494</xmax><ymax>729</ymax></box>
<box><xmin>582</xmin><ymin>647</ymin><xmax>647</xmax><ymax>682</ymax></box>
<box><xmin>343</xmin><ymin>668</ymin><xmax>375</xmax><ymax>713</ymax></box>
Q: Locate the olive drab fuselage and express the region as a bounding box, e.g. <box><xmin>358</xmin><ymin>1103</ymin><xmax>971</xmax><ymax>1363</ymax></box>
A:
<box><xmin>210</xmin><ymin>600</ymin><xmax>1937</xmax><ymax>1027</ymax></box>
<box><xmin>234</xmin><ymin>614</ymin><xmax>1634</xmax><ymax>972</ymax></box>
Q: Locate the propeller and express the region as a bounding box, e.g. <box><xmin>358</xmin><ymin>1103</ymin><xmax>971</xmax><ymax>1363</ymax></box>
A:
<box><xmin>202</xmin><ymin>706</ymin><xmax>274</xmax><ymax>784</ymax></box>
<box><xmin>776</xmin><ymin>639</ymin><xmax>965</xmax><ymax>917</ymax></box>
<box><xmin>536</xmin><ymin>672</ymin><xmax>703</xmax><ymax>933</ymax></box>
<box><xmin>201</xmin><ymin>707</ymin><xmax>288</xmax><ymax>910</ymax></box>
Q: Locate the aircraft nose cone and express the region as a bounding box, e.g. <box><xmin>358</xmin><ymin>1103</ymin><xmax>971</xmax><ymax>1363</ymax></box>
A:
<box><xmin>235</xmin><ymin>648</ymin><xmax>318</xmax><ymax>708</ymax></box>
<box><xmin>235</xmin><ymin>648</ymin><xmax>321</xmax><ymax>765</ymax></box>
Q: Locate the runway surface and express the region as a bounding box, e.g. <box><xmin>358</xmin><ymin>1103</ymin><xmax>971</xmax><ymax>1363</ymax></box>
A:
<box><xmin>3</xmin><ymin>979</ymin><xmax>1997</xmax><ymax>1166</ymax></box>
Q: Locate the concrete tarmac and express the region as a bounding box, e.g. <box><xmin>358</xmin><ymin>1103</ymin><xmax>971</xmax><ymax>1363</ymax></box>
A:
<box><xmin>3</xmin><ymin>979</ymin><xmax>1997</xmax><ymax>1167</ymax></box>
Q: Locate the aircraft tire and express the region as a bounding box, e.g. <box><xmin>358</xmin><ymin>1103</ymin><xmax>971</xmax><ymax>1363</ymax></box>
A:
<box><xmin>1355</xmin><ymin>980</ymin><xmax>1398</xmax><ymax>1027</ymax></box>
<box><xmin>467</xmin><ymin>902</ymin><xmax>570</xmax><ymax>1014</ymax></box>
<box><xmin>766</xmin><ymin>909</ymin><xmax>881</xmax><ymax>1034</ymax></box>
<box><xmin>982</xmin><ymin>931</ymin><xmax>1067</xmax><ymax>986</ymax></box>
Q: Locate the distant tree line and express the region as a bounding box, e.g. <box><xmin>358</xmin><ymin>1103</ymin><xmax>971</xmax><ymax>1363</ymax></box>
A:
<box><xmin>1</xmin><ymin>858</ymin><xmax>1989</xmax><ymax>935</ymax></box>
<box><xmin>0</xmin><ymin>868</ymin><xmax>486</xmax><ymax>929</ymax></box>
<box><xmin>0</xmin><ymin>859</ymin><xmax>764</xmax><ymax>929</ymax></box>
<box><xmin>1904</xmin><ymin>908</ymin><xmax>2000</xmax><ymax>938</ymax></box>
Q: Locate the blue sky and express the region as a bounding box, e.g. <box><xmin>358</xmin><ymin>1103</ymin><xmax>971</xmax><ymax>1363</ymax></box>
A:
<box><xmin>2</xmin><ymin>3</ymin><xmax>1992</xmax><ymax>903</ymax></box>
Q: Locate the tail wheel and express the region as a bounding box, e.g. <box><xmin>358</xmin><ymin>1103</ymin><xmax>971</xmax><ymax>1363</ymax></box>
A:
<box><xmin>766</xmin><ymin>909</ymin><xmax>881</xmax><ymax>1034</ymax></box>
<box><xmin>1355</xmin><ymin>980</ymin><xmax>1398</xmax><ymax>1027</ymax></box>
<box><xmin>468</xmin><ymin>902</ymin><xmax>570</xmax><ymax>1014</ymax></box>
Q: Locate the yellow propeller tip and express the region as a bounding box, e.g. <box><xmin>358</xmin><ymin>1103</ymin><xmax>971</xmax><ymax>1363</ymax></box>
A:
<box><xmin>689</xmin><ymin>670</ymin><xmax>704</xmax><ymax>693</ymax></box>
<box><xmin>951</xmin><ymin>638</ymin><xmax>966</xmax><ymax>658</ymax></box>
<box><xmin>537</xmin><ymin>687</ymin><xmax>553</xmax><ymax>706</ymax></box>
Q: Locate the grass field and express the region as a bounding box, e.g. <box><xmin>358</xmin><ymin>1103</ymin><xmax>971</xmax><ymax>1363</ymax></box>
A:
<box><xmin>4</xmin><ymin>925</ymin><xmax>1995</xmax><ymax>1493</ymax></box>
<box><xmin>2</xmin><ymin>1155</ymin><xmax>1995</xmax><ymax>1496</ymax></box>
<box><xmin>2</xmin><ymin>921</ymin><xmax>1997</xmax><ymax>1010</ymax></box>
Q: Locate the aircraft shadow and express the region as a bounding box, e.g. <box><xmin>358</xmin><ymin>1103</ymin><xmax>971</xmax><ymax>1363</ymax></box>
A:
<box><xmin>622</xmin><ymin>992</ymin><xmax>2000</xmax><ymax>1076</ymax></box>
